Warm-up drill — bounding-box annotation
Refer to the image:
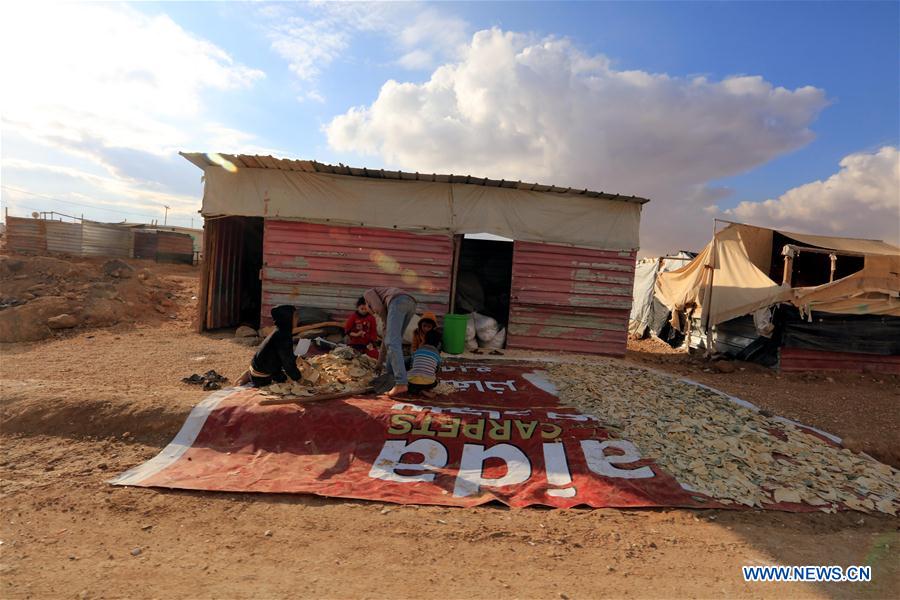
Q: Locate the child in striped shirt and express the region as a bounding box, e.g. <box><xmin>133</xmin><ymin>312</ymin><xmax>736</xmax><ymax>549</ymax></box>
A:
<box><xmin>407</xmin><ymin>329</ymin><xmax>442</xmax><ymax>397</ymax></box>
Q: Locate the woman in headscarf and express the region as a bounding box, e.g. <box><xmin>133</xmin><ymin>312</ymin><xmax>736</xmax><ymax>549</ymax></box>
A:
<box><xmin>363</xmin><ymin>287</ymin><xmax>417</xmax><ymax>397</ymax></box>
<box><xmin>237</xmin><ymin>304</ymin><xmax>303</xmax><ymax>387</ymax></box>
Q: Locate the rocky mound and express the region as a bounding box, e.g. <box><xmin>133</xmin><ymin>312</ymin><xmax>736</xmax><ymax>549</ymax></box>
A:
<box><xmin>0</xmin><ymin>254</ymin><xmax>186</xmax><ymax>343</ymax></box>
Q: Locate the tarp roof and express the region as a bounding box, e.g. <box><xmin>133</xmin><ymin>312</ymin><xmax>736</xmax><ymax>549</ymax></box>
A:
<box><xmin>180</xmin><ymin>152</ymin><xmax>650</xmax><ymax>205</ymax></box>
<box><xmin>770</xmin><ymin>228</ymin><xmax>900</xmax><ymax>257</ymax></box>
<box><xmin>655</xmin><ymin>222</ymin><xmax>900</xmax><ymax>325</ymax></box>
<box><xmin>179</xmin><ymin>151</ymin><xmax>647</xmax><ymax>251</ymax></box>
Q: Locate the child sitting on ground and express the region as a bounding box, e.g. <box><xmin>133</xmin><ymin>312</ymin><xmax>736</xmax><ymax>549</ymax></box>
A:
<box><xmin>410</xmin><ymin>311</ymin><xmax>438</xmax><ymax>353</ymax></box>
<box><xmin>407</xmin><ymin>328</ymin><xmax>442</xmax><ymax>397</ymax></box>
<box><xmin>235</xmin><ymin>304</ymin><xmax>303</xmax><ymax>387</ymax></box>
<box><xmin>344</xmin><ymin>296</ymin><xmax>379</xmax><ymax>358</ymax></box>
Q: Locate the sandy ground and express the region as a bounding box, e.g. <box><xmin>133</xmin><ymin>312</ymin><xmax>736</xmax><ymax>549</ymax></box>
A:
<box><xmin>1</xmin><ymin>261</ymin><xmax>898</xmax><ymax>599</ymax></box>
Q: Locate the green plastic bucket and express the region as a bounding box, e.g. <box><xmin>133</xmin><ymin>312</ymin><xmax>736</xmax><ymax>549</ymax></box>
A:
<box><xmin>442</xmin><ymin>313</ymin><xmax>469</xmax><ymax>355</ymax></box>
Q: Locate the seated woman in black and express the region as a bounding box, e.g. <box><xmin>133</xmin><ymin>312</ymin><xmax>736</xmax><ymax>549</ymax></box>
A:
<box><xmin>241</xmin><ymin>304</ymin><xmax>303</xmax><ymax>387</ymax></box>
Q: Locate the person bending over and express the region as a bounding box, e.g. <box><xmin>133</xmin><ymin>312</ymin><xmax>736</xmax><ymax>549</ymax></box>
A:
<box><xmin>363</xmin><ymin>287</ymin><xmax>417</xmax><ymax>397</ymax></box>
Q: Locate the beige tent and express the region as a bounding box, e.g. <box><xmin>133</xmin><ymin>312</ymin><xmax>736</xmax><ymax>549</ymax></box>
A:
<box><xmin>655</xmin><ymin>222</ymin><xmax>900</xmax><ymax>328</ymax></box>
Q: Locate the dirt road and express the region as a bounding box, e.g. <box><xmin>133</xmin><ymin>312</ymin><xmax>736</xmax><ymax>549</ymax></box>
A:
<box><xmin>1</xmin><ymin>262</ymin><xmax>898</xmax><ymax>599</ymax></box>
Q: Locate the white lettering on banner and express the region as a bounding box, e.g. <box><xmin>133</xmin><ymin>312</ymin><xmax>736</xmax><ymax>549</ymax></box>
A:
<box><xmin>448</xmin><ymin>406</ymin><xmax>501</xmax><ymax>420</ymax></box>
<box><xmin>543</xmin><ymin>442</ymin><xmax>577</xmax><ymax>498</ymax></box>
<box><xmin>485</xmin><ymin>380</ymin><xmax>517</xmax><ymax>394</ymax></box>
<box><xmin>368</xmin><ymin>439</ymin><xmax>657</xmax><ymax>495</ymax></box>
<box><xmin>390</xmin><ymin>402</ymin><xmax>502</xmax><ymax>420</ymax></box>
<box><xmin>450</xmin><ymin>380</ymin><xmax>485</xmax><ymax>392</ymax></box>
<box><xmin>390</xmin><ymin>403</ymin><xmax>604</xmax><ymax>423</ymax></box>
<box><xmin>368</xmin><ymin>439</ymin><xmax>448</xmax><ymax>483</ymax></box>
<box><xmin>581</xmin><ymin>440</ymin><xmax>654</xmax><ymax>479</ymax></box>
<box><xmin>441</xmin><ymin>365</ymin><xmax>492</xmax><ymax>373</ymax></box>
<box><xmin>547</xmin><ymin>411</ymin><xmax>601</xmax><ymax>422</ymax></box>
<box><xmin>453</xmin><ymin>444</ymin><xmax>532</xmax><ymax>498</ymax></box>
<box><xmin>448</xmin><ymin>380</ymin><xmax>520</xmax><ymax>394</ymax></box>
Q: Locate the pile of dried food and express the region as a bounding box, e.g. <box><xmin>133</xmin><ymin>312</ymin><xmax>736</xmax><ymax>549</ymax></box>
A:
<box><xmin>549</xmin><ymin>360</ymin><xmax>900</xmax><ymax>515</ymax></box>
<box><xmin>262</xmin><ymin>350</ymin><xmax>378</xmax><ymax>399</ymax></box>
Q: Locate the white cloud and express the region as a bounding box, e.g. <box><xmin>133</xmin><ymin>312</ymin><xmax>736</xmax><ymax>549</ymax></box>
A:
<box><xmin>725</xmin><ymin>146</ymin><xmax>900</xmax><ymax>244</ymax></box>
<box><xmin>0</xmin><ymin>3</ymin><xmax>270</xmax><ymax>223</ymax></box>
<box><xmin>325</xmin><ymin>29</ymin><xmax>830</xmax><ymax>254</ymax></box>
<box><xmin>2</xmin><ymin>158</ymin><xmax>201</xmax><ymax>225</ymax></box>
<box><xmin>261</xmin><ymin>2</ymin><xmax>470</xmax><ymax>101</ymax></box>
<box><xmin>1</xmin><ymin>4</ymin><xmax>263</xmax><ymax>155</ymax></box>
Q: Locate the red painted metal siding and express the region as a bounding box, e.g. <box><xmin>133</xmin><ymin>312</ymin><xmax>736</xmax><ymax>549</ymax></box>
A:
<box><xmin>262</xmin><ymin>220</ymin><xmax>453</xmax><ymax>325</ymax></box>
<box><xmin>780</xmin><ymin>348</ymin><xmax>900</xmax><ymax>374</ymax></box>
<box><xmin>508</xmin><ymin>241</ymin><xmax>636</xmax><ymax>356</ymax></box>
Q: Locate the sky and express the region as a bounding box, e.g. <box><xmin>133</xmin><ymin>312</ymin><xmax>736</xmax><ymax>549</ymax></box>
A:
<box><xmin>1</xmin><ymin>1</ymin><xmax>897</xmax><ymax>254</ymax></box>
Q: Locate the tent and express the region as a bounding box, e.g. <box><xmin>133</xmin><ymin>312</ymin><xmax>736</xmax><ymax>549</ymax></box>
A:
<box><xmin>629</xmin><ymin>251</ymin><xmax>695</xmax><ymax>338</ymax></box>
<box><xmin>655</xmin><ymin>222</ymin><xmax>900</xmax><ymax>372</ymax></box>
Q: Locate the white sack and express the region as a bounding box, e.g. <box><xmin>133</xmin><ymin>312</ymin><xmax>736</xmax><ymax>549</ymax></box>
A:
<box><xmin>478</xmin><ymin>327</ymin><xmax>507</xmax><ymax>350</ymax></box>
<box><xmin>473</xmin><ymin>312</ymin><xmax>499</xmax><ymax>342</ymax></box>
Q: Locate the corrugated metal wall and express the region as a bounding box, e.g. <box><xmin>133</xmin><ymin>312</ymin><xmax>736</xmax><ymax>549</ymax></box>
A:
<box><xmin>81</xmin><ymin>221</ymin><xmax>133</xmax><ymax>258</ymax></box>
<box><xmin>156</xmin><ymin>231</ymin><xmax>194</xmax><ymax>264</ymax></box>
<box><xmin>507</xmin><ymin>241</ymin><xmax>636</xmax><ymax>355</ymax></box>
<box><xmin>45</xmin><ymin>220</ymin><xmax>83</xmax><ymax>255</ymax></box>
<box><xmin>262</xmin><ymin>220</ymin><xmax>453</xmax><ymax>324</ymax></box>
<box><xmin>203</xmin><ymin>217</ymin><xmax>246</xmax><ymax>329</ymax></box>
<box><xmin>780</xmin><ymin>348</ymin><xmax>900</xmax><ymax>374</ymax></box>
<box><xmin>133</xmin><ymin>231</ymin><xmax>158</xmax><ymax>259</ymax></box>
<box><xmin>5</xmin><ymin>216</ymin><xmax>47</xmax><ymax>254</ymax></box>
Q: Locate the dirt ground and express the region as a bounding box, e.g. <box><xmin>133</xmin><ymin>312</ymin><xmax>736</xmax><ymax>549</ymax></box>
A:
<box><xmin>1</xmin><ymin>257</ymin><xmax>898</xmax><ymax>599</ymax></box>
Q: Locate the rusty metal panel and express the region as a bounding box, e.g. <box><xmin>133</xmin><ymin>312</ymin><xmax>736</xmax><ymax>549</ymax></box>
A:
<box><xmin>45</xmin><ymin>220</ymin><xmax>83</xmax><ymax>255</ymax></box>
<box><xmin>202</xmin><ymin>217</ymin><xmax>249</xmax><ymax>329</ymax></box>
<box><xmin>508</xmin><ymin>241</ymin><xmax>636</xmax><ymax>356</ymax></box>
<box><xmin>133</xmin><ymin>231</ymin><xmax>158</xmax><ymax>259</ymax></box>
<box><xmin>81</xmin><ymin>221</ymin><xmax>133</xmax><ymax>258</ymax></box>
<box><xmin>261</xmin><ymin>220</ymin><xmax>452</xmax><ymax>324</ymax></box>
<box><xmin>5</xmin><ymin>216</ymin><xmax>47</xmax><ymax>254</ymax></box>
<box><xmin>156</xmin><ymin>231</ymin><xmax>194</xmax><ymax>264</ymax></box>
<box><xmin>779</xmin><ymin>348</ymin><xmax>900</xmax><ymax>374</ymax></box>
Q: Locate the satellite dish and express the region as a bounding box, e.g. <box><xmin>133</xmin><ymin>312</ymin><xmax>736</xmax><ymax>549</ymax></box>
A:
<box><xmin>31</xmin><ymin>212</ymin><xmax>40</xmax><ymax>219</ymax></box>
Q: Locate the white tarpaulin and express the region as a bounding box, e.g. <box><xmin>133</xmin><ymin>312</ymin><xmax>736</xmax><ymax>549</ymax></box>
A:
<box><xmin>198</xmin><ymin>164</ymin><xmax>643</xmax><ymax>251</ymax></box>
<box><xmin>629</xmin><ymin>252</ymin><xmax>694</xmax><ymax>336</ymax></box>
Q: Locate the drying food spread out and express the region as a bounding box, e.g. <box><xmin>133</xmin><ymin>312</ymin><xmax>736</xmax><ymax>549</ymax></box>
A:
<box><xmin>550</xmin><ymin>361</ymin><xmax>900</xmax><ymax>515</ymax></box>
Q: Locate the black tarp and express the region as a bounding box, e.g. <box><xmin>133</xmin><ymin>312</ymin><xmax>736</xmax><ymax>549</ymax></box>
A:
<box><xmin>781</xmin><ymin>308</ymin><xmax>900</xmax><ymax>355</ymax></box>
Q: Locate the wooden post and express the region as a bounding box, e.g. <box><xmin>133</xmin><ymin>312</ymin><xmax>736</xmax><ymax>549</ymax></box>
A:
<box><xmin>197</xmin><ymin>217</ymin><xmax>213</xmax><ymax>332</ymax></box>
<box><xmin>782</xmin><ymin>247</ymin><xmax>794</xmax><ymax>286</ymax></box>
<box><xmin>448</xmin><ymin>234</ymin><xmax>463</xmax><ymax>314</ymax></box>
<box><xmin>701</xmin><ymin>220</ymin><xmax>720</xmax><ymax>356</ymax></box>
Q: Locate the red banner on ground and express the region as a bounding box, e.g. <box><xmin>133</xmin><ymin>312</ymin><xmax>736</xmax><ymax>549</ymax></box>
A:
<box><xmin>112</xmin><ymin>362</ymin><xmax>761</xmax><ymax>509</ymax></box>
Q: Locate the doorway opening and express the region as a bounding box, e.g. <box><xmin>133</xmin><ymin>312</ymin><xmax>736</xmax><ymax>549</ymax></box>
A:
<box><xmin>200</xmin><ymin>216</ymin><xmax>263</xmax><ymax>331</ymax></box>
<box><xmin>453</xmin><ymin>234</ymin><xmax>514</xmax><ymax>346</ymax></box>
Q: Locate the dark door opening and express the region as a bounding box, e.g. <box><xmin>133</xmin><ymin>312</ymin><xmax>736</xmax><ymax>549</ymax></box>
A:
<box><xmin>453</xmin><ymin>235</ymin><xmax>514</xmax><ymax>330</ymax></box>
<box><xmin>767</xmin><ymin>232</ymin><xmax>865</xmax><ymax>287</ymax></box>
<box><xmin>200</xmin><ymin>216</ymin><xmax>263</xmax><ymax>331</ymax></box>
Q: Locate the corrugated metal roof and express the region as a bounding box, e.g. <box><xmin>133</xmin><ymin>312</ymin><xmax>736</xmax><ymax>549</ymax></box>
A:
<box><xmin>180</xmin><ymin>152</ymin><xmax>650</xmax><ymax>205</ymax></box>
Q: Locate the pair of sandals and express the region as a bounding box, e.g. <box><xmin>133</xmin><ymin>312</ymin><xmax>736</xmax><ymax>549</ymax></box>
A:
<box><xmin>471</xmin><ymin>348</ymin><xmax>504</xmax><ymax>356</ymax></box>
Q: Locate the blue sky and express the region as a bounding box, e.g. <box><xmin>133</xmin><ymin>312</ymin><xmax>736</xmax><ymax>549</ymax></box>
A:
<box><xmin>1</xmin><ymin>1</ymin><xmax>897</xmax><ymax>252</ymax></box>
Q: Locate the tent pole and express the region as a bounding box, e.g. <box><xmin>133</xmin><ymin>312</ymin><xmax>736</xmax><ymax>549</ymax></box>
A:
<box><xmin>702</xmin><ymin>220</ymin><xmax>721</xmax><ymax>356</ymax></box>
